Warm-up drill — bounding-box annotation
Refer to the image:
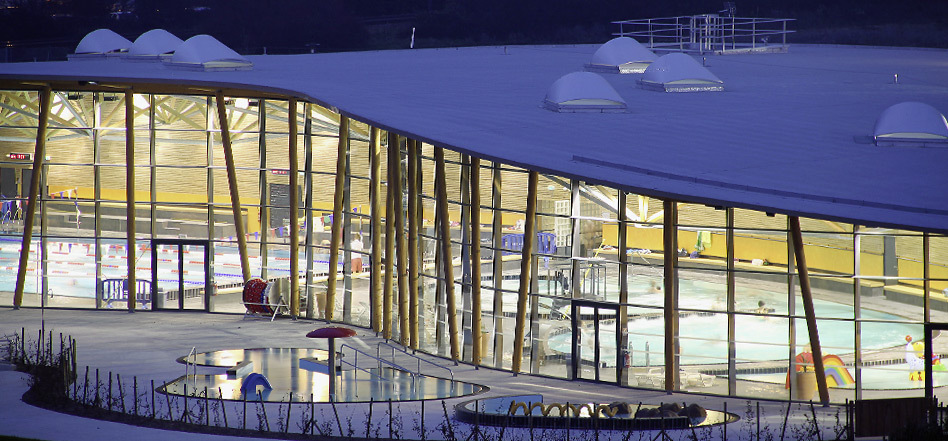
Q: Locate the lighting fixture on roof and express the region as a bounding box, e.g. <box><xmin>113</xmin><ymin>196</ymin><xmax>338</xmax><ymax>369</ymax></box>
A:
<box><xmin>638</xmin><ymin>53</ymin><xmax>724</xmax><ymax>92</ymax></box>
<box><xmin>165</xmin><ymin>35</ymin><xmax>253</xmax><ymax>72</ymax></box>
<box><xmin>126</xmin><ymin>29</ymin><xmax>184</xmax><ymax>62</ymax></box>
<box><xmin>543</xmin><ymin>72</ymin><xmax>627</xmax><ymax>113</ymax></box>
<box><xmin>873</xmin><ymin>101</ymin><xmax>948</xmax><ymax>147</ymax></box>
<box><xmin>585</xmin><ymin>37</ymin><xmax>657</xmax><ymax>74</ymax></box>
<box><xmin>68</xmin><ymin>29</ymin><xmax>131</xmax><ymax>60</ymax></box>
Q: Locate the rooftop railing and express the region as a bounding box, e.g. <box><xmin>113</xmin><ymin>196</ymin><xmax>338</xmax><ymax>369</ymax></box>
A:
<box><xmin>613</xmin><ymin>15</ymin><xmax>795</xmax><ymax>55</ymax></box>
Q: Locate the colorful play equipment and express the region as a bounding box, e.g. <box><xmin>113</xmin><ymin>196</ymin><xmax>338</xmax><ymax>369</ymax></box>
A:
<box><xmin>785</xmin><ymin>351</ymin><xmax>854</xmax><ymax>389</ymax></box>
<box><xmin>904</xmin><ymin>335</ymin><xmax>946</xmax><ymax>381</ymax></box>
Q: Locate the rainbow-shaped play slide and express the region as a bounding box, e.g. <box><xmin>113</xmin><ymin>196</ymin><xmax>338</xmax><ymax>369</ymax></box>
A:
<box><xmin>785</xmin><ymin>354</ymin><xmax>854</xmax><ymax>389</ymax></box>
<box><xmin>821</xmin><ymin>354</ymin><xmax>854</xmax><ymax>387</ymax></box>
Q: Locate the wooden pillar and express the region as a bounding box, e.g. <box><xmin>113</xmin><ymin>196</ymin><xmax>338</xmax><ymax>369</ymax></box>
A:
<box><xmin>369</xmin><ymin>127</ymin><xmax>383</xmax><ymax>332</ymax></box>
<box><xmin>407</xmin><ymin>139</ymin><xmax>421</xmax><ymax>348</ymax></box>
<box><xmin>395</xmin><ymin>139</ymin><xmax>409</xmax><ymax>345</ymax></box>
<box><xmin>789</xmin><ymin>216</ymin><xmax>830</xmax><ymax>405</ymax></box>
<box><xmin>435</xmin><ymin>147</ymin><xmax>460</xmax><ymax>361</ymax></box>
<box><xmin>663</xmin><ymin>200</ymin><xmax>679</xmax><ymax>391</ymax></box>
<box><xmin>125</xmin><ymin>90</ymin><xmax>137</xmax><ymax>311</ymax></box>
<box><xmin>288</xmin><ymin>99</ymin><xmax>300</xmax><ymax>317</ymax></box>
<box><xmin>470</xmin><ymin>157</ymin><xmax>483</xmax><ymax>365</ymax></box>
<box><xmin>326</xmin><ymin>116</ymin><xmax>349</xmax><ymax>321</ymax></box>
<box><xmin>382</xmin><ymin>133</ymin><xmax>397</xmax><ymax>339</ymax></box>
<box><xmin>512</xmin><ymin>171</ymin><xmax>539</xmax><ymax>373</ymax></box>
<box><xmin>13</xmin><ymin>86</ymin><xmax>51</xmax><ymax>309</ymax></box>
<box><xmin>214</xmin><ymin>91</ymin><xmax>251</xmax><ymax>283</ymax></box>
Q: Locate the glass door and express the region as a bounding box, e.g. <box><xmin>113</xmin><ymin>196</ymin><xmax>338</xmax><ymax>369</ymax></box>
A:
<box><xmin>571</xmin><ymin>300</ymin><xmax>620</xmax><ymax>383</ymax></box>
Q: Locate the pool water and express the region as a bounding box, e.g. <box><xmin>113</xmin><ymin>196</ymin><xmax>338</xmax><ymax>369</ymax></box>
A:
<box><xmin>161</xmin><ymin>348</ymin><xmax>485</xmax><ymax>403</ymax></box>
<box><xmin>0</xmin><ymin>239</ymin><xmax>335</xmax><ymax>298</ymax></box>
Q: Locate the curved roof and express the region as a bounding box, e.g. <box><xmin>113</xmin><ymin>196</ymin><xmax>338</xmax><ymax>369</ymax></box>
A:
<box><xmin>128</xmin><ymin>29</ymin><xmax>184</xmax><ymax>60</ymax></box>
<box><xmin>1</xmin><ymin>44</ymin><xmax>947</xmax><ymax>233</ymax></box>
<box><xmin>640</xmin><ymin>53</ymin><xmax>723</xmax><ymax>91</ymax></box>
<box><xmin>874</xmin><ymin>101</ymin><xmax>948</xmax><ymax>143</ymax></box>
<box><xmin>587</xmin><ymin>37</ymin><xmax>657</xmax><ymax>73</ymax></box>
<box><xmin>73</xmin><ymin>29</ymin><xmax>131</xmax><ymax>57</ymax></box>
<box><xmin>167</xmin><ymin>35</ymin><xmax>252</xmax><ymax>71</ymax></box>
<box><xmin>543</xmin><ymin>72</ymin><xmax>627</xmax><ymax>112</ymax></box>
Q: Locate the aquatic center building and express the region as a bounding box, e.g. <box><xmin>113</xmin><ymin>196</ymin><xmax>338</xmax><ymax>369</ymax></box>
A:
<box><xmin>1</xmin><ymin>30</ymin><xmax>947</xmax><ymax>404</ymax></box>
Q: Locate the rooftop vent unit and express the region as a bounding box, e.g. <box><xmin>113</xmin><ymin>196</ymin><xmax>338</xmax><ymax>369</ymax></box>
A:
<box><xmin>585</xmin><ymin>37</ymin><xmax>658</xmax><ymax>74</ymax></box>
<box><xmin>165</xmin><ymin>35</ymin><xmax>253</xmax><ymax>71</ymax></box>
<box><xmin>126</xmin><ymin>29</ymin><xmax>184</xmax><ymax>62</ymax></box>
<box><xmin>873</xmin><ymin>102</ymin><xmax>948</xmax><ymax>147</ymax></box>
<box><xmin>638</xmin><ymin>53</ymin><xmax>723</xmax><ymax>92</ymax></box>
<box><xmin>543</xmin><ymin>72</ymin><xmax>627</xmax><ymax>113</ymax></box>
<box><xmin>68</xmin><ymin>29</ymin><xmax>132</xmax><ymax>60</ymax></box>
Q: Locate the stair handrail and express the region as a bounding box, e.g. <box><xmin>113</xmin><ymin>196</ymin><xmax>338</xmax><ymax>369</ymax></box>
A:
<box><xmin>377</xmin><ymin>341</ymin><xmax>454</xmax><ymax>381</ymax></box>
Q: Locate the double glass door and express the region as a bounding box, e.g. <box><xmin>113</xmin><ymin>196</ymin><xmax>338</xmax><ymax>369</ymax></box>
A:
<box><xmin>571</xmin><ymin>300</ymin><xmax>620</xmax><ymax>383</ymax></box>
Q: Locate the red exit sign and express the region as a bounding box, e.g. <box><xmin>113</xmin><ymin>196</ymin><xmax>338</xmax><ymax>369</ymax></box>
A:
<box><xmin>271</xmin><ymin>169</ymin><xmax>288</xmax><ymax>175</ymax></box>
<box><xmin>7</xmin><ymin>152</ymin><xmax>32</xmax><ymax>161</ymax></box>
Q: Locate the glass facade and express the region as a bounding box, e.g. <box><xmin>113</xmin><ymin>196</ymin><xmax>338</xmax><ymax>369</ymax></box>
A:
<box><xmin>2</xmin><ymin>89</ymin><xmax>946</xmax><ymax>403</ymax></box>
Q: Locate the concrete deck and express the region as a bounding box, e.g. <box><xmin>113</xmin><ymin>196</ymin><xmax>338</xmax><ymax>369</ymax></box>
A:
<box><xmin>0</xmin><ymin>307</ymin><xmax>920</xmax><ymax>440</ymax></box>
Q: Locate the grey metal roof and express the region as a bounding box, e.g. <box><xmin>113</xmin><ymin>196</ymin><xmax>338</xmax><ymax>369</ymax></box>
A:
<box><xmin>1</xmin><ymin>44</ymin><xmax>947</xmax><ymax>233</ymax></box>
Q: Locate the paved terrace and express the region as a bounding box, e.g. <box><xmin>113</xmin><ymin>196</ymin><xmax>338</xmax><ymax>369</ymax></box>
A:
<box><xmin>0</xmin><ymin>307</ymin><xmax>916</xmax><ymax>440</ymax></box>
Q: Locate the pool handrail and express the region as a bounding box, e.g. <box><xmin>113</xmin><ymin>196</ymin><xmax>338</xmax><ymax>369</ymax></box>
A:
<box><xmin>335</xmin><ymin>353</ymin><xmax>390</xmax><ymax>383</ymax></box>
<box><xmin>377</xmin><ymin>341</ymin><xmax>455</xmax><ymax>381</ymax></box>
<box><xmin>338</xmin><ymin>343</ymin><xmax>416</xmax><ymax>377</ymax></box>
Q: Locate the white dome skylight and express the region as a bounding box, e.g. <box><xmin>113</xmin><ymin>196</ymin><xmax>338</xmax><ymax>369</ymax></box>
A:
<box><xmin>69</xmin><ymin>29</ymin><xmax>132</xmax><ymax>59</ymax></box>
<box><xmin>166</xmin><ymin>35</ymin><xmax>252</xmax><ymax>71</ymax></box>
<box><xmin>127</xmin><ymin>29</ymin><xmax>184</xmax><ymax>61</ymax></box>
<box><xmin>585</xmin><ymin>37</ymin><xmax>657</xmax><ymax>74</ymax></box>
<box><xmin>639</xmin><ymin>53</ymin><xmax>723</xmax><ymax>92</ymax></box>
<box><xmin>543</xmin><ymin>72</ymin><xmax>627</xmax><ymax>113</ymax></box>
<box><xmin>873</xmin><ymin>102</ymin><xmax>948</xmax><ymax>146</ymax></box>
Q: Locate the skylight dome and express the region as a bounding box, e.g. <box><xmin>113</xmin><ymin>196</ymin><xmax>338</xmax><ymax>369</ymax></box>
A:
<box><xmin>127</xmin><ymin>29</ymin><xmax>184</xmax><ymax>61</ymax></box>
<box><xmin>166</xmin><ymin>35</ymin><xmax>253</xmax><ymax>71</ymax></box>
<box><xmin>639</xmin><ymin>53</ymin><xmax>724</xmax><ymax>92</ymax></box>
<box><xmin>873</xmin><ymin>102</ymin><xmax>948</xmax><ymax>146</ymax></box>
<box><xmin>543</xmin><ymin>72</ymin><xmax>627</xmax><ymax>113</ymax></box>
<box><xmin>69</xmin><ymin>29</ymin><xmax>132</xmax><ymax>60</ymax></box>
<box><xmin>585</xmin><ymin>37</ymin><xmax>658</xmax><ymax>74</ymax></box>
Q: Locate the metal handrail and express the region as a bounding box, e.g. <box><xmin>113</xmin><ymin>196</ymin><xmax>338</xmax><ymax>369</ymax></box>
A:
<box><xmin>185</xmin><ymin>347</ymin><xmax>196</xmax><ymax>386</ymax></box>
<box><xmin>337</xmin><ymin>356</ymin><xmax>389</xmax><ymax>382</ymax></box>
<box><xmin>377</xmin><ymin>342</ymin><xmax>455</xmax><ymax>381</ymax></box>
<box><xmin>338</xmin><ymin>343</ymin><xmax>415</xmax><ymax>377</ymax></box>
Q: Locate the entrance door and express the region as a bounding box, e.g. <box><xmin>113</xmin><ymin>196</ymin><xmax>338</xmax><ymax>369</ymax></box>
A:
<box><xmin>151</xmin><ymin>239</ymin><xmax>212</xmax><ymax>311</ymax></box>
<box><xmin>571</xmin><ymin>300</ymin><xmax>620</xmax><ymax>383</ymax></box>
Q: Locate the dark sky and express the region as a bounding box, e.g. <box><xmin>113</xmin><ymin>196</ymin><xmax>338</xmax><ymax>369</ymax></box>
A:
<box><xmin>2</xmin><ymin>0</ymin><xmax>946</xmax><ymax>61</ymax></box>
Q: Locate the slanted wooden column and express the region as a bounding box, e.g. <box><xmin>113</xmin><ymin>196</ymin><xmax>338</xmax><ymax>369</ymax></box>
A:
<box><xmin>663</xmin><ymin>200</ymin><xmax>679</xmax><ymax>391</ymax></box>
<box><xmin>288</xmin><ymin>99</ymin><xmax>300</xmax><ymax>317</ymax></box>
<box><xmin>435</xmin><ymin>147</ymin><xmax>460</xmax><ymax>361</ymax></box>
<box><xmin>382</xmin><ymin>133</ymin><xmax>397</xmax><ymax>339</ymax></box>
<box><xmin>369</xmin><ymin>127</ymin><xmax>383</xmax><ymax>332</ymax></box>
<box><xmin>14</xmin><ymin>86</ymin><xmax>51</xmax><ymax>309</ymax></box>
<box><xmin>512</xmin><ymin>171</ymin><xmax>539</xmax><ymax>373</ymax></box>
<box><xmin>407</xmin><ymin>139</ymin><xmax>421</xmax><ymax>347</ymax></box>
<box><xmin>789</xmin><ymin>216</ymin><xmax>830</xmax><ymax>405</ymax></box>
<box><xmin>215</xmin><ymin>91</ymin><xmax>251</xmax><ymax>283</ymax></box>
<box><xmin>326</xmin><ymin>116</ymin><xmax>349</xmax><ymax>321</ymax></box>
<box><xmin>470</xmin><ymin>157</ymin><xmax>483</xmax><ymax>365</ymax></box>
<box><xmin>394</xmin><ymin>139</ymin><xmax>409</xmax><ymax>345</ymax></box>
<box><xmin>125</xmin><ymin>90</ymin><xmax>138</xmax><ymax>311</ymax></box>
